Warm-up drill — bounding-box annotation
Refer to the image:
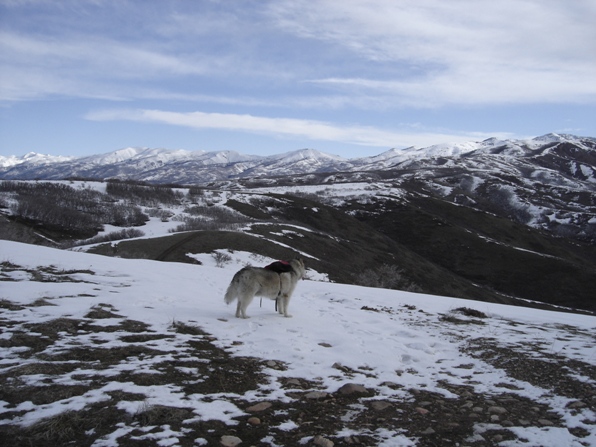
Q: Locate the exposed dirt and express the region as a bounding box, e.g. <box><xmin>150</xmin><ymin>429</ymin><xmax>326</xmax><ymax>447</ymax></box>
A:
<box><xmin>1</xmin><ymin>303</ymin><xmax>594</xmax><ymax>447</ymax></box>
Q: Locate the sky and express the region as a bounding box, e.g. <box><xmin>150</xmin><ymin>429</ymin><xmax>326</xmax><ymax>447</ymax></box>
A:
<box><xmin>1</xmin><ymin>0</ymin><xmax>595</xmax><ymax>159</ymax></box>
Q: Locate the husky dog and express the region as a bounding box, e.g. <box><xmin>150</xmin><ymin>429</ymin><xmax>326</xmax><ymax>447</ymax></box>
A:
<box><xmin>224</xmin><ymin>258</ymin><xmax>305</xmax><ymax>318</ymax></box>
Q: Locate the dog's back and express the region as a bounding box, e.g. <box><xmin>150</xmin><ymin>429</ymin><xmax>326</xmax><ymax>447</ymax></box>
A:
<box><xmin>224</xmin><ymin>267</ymin><xmax>279</xmax><ymax>304</ymax></box>
<box><xmin>224</xmin><ymin>258</ymin><xmax>305</xmax><ymax>318</ymax></box>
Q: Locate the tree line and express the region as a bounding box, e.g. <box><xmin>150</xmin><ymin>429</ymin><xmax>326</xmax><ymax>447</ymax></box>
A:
<box><xmin>1</xmin><ymin>181</ymin><xmax>148</xmax><ymax>234</ymax></box>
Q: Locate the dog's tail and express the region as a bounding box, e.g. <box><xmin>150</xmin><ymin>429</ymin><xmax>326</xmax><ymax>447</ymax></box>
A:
<box><xmin>224</xmin><ymin>271</ymin><xmax>241</xmax><ymax>304</ymax></box>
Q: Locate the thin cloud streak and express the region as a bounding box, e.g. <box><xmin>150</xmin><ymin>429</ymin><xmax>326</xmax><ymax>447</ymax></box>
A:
<box><xmin>85</xmin><ymin>108</ymin><xmax>508</xmax><ymax>149</ymax></box>
<box><xmin>270</xmin><ymin>0</ymin><xmax>596</xmax><ymax>106</ymax></box>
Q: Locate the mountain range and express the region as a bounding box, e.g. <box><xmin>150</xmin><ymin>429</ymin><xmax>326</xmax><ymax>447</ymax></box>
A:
<box><xmin>2</xmin><ymin>133</ymin><xmax>595</xmax><ymax>242</ymax></box>
<box><xmin>2</xmin><ymin>133</ymin><xmax>594</xmax><ymax>185</ymax></box>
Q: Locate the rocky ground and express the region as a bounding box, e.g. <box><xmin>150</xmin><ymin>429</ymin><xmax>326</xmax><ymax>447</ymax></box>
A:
<box><xmin>0</xmin><ymin>304</ymin><xmax>594</xmax><ymax>446</ymax></box>
<box><xmin>0</xmin><ymin>248</ymin><xmax>595</xmax><ymax>446</ymax></box>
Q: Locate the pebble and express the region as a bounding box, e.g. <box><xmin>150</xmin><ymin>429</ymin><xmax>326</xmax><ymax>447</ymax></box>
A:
<box><xmin>313</xmin><ymin>435</ymin><xmax>334</xmax><ymax>447</ymax></box>
<box><xmin>567</xmin><ymin>400</ymin><xmax>587</xmax><ymax>409</ymax></box>
<box><xmin>285</xmin><ymin>378</ymin><xmax>302</xmax><ymax>387</ymax></box>
<box><xmin>415</xmin><ymin>407</ymin><xmax>429</xmax><ymax>415</ymax></box>
<box><xmin>220</xmin><ymin>435</ymin><xmax>242</xmax><ymax>447</ymax></box>
<box><xmin>247</xmin><ymin>417</ymin><xmax>261</xmax><ymax>425</ymax></box>
<box><xmin>246</xmin><ymin>402</ymin><xmax>272</xmax><ymax>412</ymax></box>
<box><xmin>538</xmin><ymin>419</ymin><xmax>554</xmax><ymax>426</ymax></box>
<box><xmin>337</xmin><ymin>383</ymin><xmax>368</xmax><ymax>395</ymax></box>
<box><xmin>420</xmin><ymin>427</ymin><xmax>436</xmax><ymax>435</ymax></box>
<box><xmin>304</xmin><ymin>391</ymin><xmax>329</xmax><ymax>400</ymax></box>
<box><xmin>371</xmin><ymin>401</ymin><xmax>392</xmax><ymax>411</ymax></box>
<box><xmin>488</xmin><ymin>406</ymin><xmax>508</xmax><ymax>415</ymax></box>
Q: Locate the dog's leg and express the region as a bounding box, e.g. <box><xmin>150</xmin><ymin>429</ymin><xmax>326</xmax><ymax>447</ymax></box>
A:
<box><xmin>279</xmin><ymin>294</ymin><xmax>292</xmax><ymax>318</ymax></box>
<box><xmin>237</xmin><ymin>294</ymin><xmax>254</xmax><ymax>319</ymax></box>
<box><xmin>235</xmin><ymin>300</ymin><xmax>244</xmax><ymax>318</ymax></box>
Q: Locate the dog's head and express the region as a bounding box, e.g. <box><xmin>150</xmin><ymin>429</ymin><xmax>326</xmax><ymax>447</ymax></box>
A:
<box><xmin>290</xmin><ymin>258</ymin><xmax>306</xmax><ymax>278</ymax></box>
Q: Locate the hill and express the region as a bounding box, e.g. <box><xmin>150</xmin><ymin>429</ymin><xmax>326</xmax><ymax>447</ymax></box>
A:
<box><xmin>0</xmin><ymin>240</ymin><xmax>595</xmax><ymax>446</ymax></box>
<box><xmin>1</xmin><ymin>133</ymin><xmax>595</xmax><ymax>313</ymax></box>
<box><xmin>1</xmin><ymin>178</ymin><xmax>595</xmax><ymax>314</ymax></box>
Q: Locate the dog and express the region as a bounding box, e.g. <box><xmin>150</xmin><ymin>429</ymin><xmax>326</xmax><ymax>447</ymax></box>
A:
<box><xmin>224</xmin><ymin>258</ymin><xmax>305</xmax><ymax>318</ymax></box>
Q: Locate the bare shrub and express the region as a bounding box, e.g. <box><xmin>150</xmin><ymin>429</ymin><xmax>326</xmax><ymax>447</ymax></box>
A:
<box><xmin>354</xmin><ymin>264</ymin><xmax>422</xmax><ymax>292</ymax></box>
<box><xmin>212</xmin><ymin>251</ymin><xmax>233</xmax><ymax>268</ymax></box>
<box><xmin>74</xmin><ymin>228</ymin><xmax>145</xmax><ymax>246</ymax></box>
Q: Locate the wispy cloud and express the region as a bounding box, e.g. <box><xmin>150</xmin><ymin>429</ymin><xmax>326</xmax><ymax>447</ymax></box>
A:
<box><xmin>85</xmin><ymin>108</ymin><xmax>509</xmax><ymax>148</ymax></box>
<box><xmin>269</xmin><ymin>0</ymin><xmax>596</xmax><ymax>106</ymax></box>
<box><xmin>3</xmin><ymin>1</ymin><xmax>595</xmax><ymax>107</ymax></box>
<box><xmin>0</xmin><ymin>30</ymin><xmax>218</xmax><ymax>101</ymax></box>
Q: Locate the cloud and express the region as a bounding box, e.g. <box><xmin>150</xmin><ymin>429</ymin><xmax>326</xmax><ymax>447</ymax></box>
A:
<box><xmin>85</xmin><ymin>108</ymin><xmax>510</xmax><ymax>148</ymax></box>
<box><xmin>3</xmin><ymin>0</ymin><xmax>595</xmax><ymax>109</ymax></box>
<box><xmin>269</xmin><ymin>0</ymin><xmax>596</xmax><ymax>106</ymax></box>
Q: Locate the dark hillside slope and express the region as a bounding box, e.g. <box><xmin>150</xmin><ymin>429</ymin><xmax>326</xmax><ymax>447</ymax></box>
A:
<box><xmin>350</xmin><ymin>193</ymin><xmax>596</xmax><ymax>312</ymax></box>
<box><xmin>88</xmin><ymin>193</ymin><xmax>590</xmax><ymax>313</ymax></box>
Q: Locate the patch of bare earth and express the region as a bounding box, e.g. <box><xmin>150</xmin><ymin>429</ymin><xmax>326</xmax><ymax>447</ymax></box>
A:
<box><xmin>0</xmin><ymin>269</ymin><xmax>594</xmax><ymax>446</ymax></box>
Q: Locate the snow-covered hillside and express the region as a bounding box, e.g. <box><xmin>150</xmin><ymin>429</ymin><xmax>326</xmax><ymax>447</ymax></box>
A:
<box><xmin>1</xmin><ymin>240</ymin><xmax>594</xmax><ymax>446</ymax></box>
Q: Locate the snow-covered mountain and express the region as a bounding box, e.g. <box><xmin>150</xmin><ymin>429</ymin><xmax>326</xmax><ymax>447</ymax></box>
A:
<box><xmin>2</xmin><ymin>133</ymin><xmax>595</xmax><ymax>243</ymax></box>
<box><xmin>1</xmin><ymin>134</ymin><xmax>594</xmax><ymax>185</ymax></box>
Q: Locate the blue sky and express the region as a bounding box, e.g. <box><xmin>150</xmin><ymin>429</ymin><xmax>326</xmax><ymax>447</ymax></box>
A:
<box><xmin>1</xmin><ymin>0</ymin><xmax>595</xmax><ymax>159</ymax></box>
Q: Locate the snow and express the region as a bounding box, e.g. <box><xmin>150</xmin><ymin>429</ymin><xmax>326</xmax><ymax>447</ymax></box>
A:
<box><xmin>1</xmin><ymin>239</ymin><xmax>595</xmax><ymax>446</ymax></box>
<box><xmin>0</xmin><ymin>152</ymin><xmax>74</xmax><ymax>168</ymax></box>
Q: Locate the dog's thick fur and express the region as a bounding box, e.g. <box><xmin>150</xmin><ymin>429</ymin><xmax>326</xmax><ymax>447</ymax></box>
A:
<box><xmin>224</xmin><ymin>258</ymin><xmax>305</xmax><ymax>318</ymax></box>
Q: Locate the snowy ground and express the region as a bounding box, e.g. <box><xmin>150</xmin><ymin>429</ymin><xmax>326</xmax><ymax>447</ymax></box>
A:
<box><xmin>1</xmin><ymin>240</ymin><xmax>595</xmax><ymax>446</ymax></box>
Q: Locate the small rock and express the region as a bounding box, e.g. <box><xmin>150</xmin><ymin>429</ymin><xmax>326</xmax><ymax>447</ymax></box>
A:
<box><xmin>490</xmin><ymin>414</ymin><xmax>501</xmax><ymax>422</ymax></box>
<box><xmin>420</xmin><ymin>427</ymin><xmax>435</xmax><ymax>435</ymax></box>
<box><xmin>304</xmin><ymin>391</ymin><xmax>329</xmax><ymax>400</ymax></box>
<box><xmin>246</xmin><ymin>402</ymin><xmax>272</xmax><ymax>412</ymax></box>
<box><xmin>313</xmin><ymin>435</ymin><xmax>334</xmax><ymax>447</ymax></box>
<box><xmin>472</xmin><ymin>407</ymin><xmax>484</xmax><ymax>413</ymax></box>
<box><xmin>518</xmin><ymin>419</ymin><xmax>531</xmax><ymax>426</ymax></box>
<box><xmin>318</xmin><ymin>342</ymin><xmax>332</xmax><ymax>348</ymax></box>
<box><xmin>266</xmin><ymin>360</ymin><xmax>278</xmax><ymax>368</ymax></box>
<box><xmin>332</xmin><ymin>362</ymin><xmax>349</xmax><ymax>372</ymax></box>
<box><xmin>247</xmin><ymin>417</ymin><xmax>261</xmax><ymax>425</ymax></box>
<box><xmin>502</xmin><ymin>420</ymin><xmax>514</xmax><ymax>427</ymax></box>
<box><xmin>538</xmin><ymin>419</ymin><xmax>554</xmax><ymax>426</ymax></box>
<box><xmin>371</xmin><ymin>401</ymin><xmax>392</xmax><ymax>411</ymax></box>
<box><xmin>415</xmin><ymin>407</ymin><xmax>429</xmax><ymax>415</ymax></box>
<box><xmin>567</xmin><ymin>400</ymin><xmax>587</xmax><ymax>409</ymax></box>
<box><xmin>488</xmin><ymin>406</ymin><xmax>508</xmax><ymax>415</ymax></box>
<box><xmin>337</xmin><ymin>383</ymin><xmax>368</xmax><ymax>395</ymax></box>
<box><xmin>285</xmin><ymin>378</ymin><xmax>303</xmax><ymax>387</ymax></box>
<box><xmin>220</xmin><ymin>435</ymin><xmax>242</xmax><ymax>447</ymax></box>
